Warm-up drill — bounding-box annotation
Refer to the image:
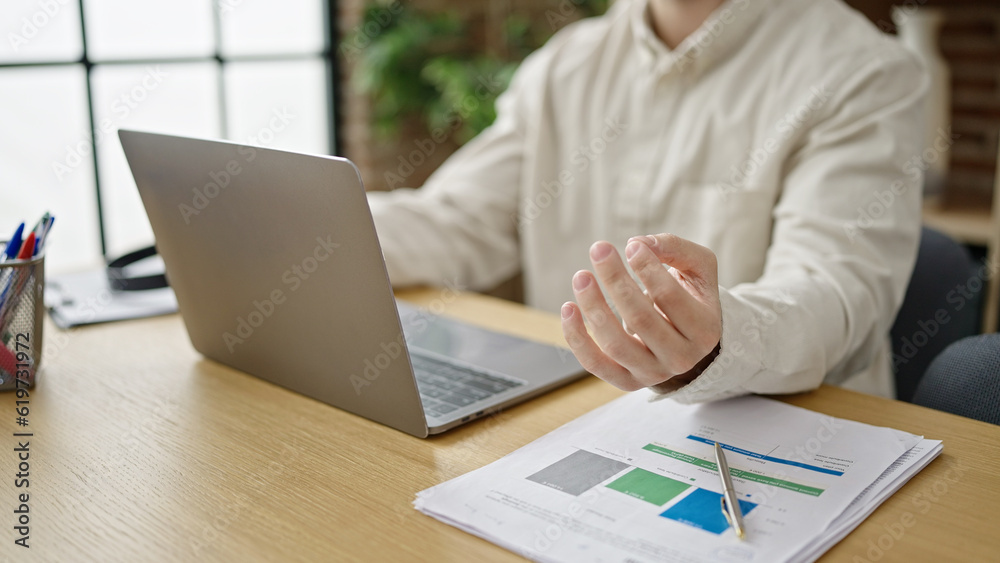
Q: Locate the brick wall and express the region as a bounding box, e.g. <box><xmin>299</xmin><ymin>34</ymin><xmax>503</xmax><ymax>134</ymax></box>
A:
<box><xmin>847</xmin><ymin>0</ymin><xmax>1000</xmax><ymax>206</ymax></box>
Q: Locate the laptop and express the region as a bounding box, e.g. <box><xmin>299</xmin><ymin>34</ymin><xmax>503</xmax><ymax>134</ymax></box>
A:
<box><xmin>118</xmin><ymin>129</ymin><xmax>586</xmax><ymax>437</ymax></box>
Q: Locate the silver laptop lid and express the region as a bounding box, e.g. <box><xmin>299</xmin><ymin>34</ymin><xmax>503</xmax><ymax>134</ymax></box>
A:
<box><xmin>119</xmin><ymin>129</ymin><xmax>429</xmax><ymax>437</ymax></box>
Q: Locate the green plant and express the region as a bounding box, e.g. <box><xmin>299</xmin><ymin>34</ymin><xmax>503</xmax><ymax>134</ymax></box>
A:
<box><xmin>347</xmin><ymin>0</ymin><xmax>608</xmax><ymax>144</ymax></box>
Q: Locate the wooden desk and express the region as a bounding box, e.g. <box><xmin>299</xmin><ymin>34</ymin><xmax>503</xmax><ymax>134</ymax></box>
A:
<box><xmin>3</xmin><ymin>289</ymin><xmax>999</xmax><ymax>562</ymax></box>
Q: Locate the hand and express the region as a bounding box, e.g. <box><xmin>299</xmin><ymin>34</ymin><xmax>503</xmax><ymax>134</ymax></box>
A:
<box><xmin>560</xmin><ymin>233</ymin><xmax>723</xmax><ymax>392</ymax></box>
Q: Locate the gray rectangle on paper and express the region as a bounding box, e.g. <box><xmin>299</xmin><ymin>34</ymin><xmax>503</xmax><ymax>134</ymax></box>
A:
<box><xmin>526</xmin><ymin>450</ymin><xmax>630</xmax><ymax>496</ymax></box>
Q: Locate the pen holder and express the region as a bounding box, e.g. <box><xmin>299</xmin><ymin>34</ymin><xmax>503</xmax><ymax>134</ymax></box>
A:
<box><xmin>0</xmin><ymin>245</ymin><xmax>44</xmax><ymax>391</ymax></box>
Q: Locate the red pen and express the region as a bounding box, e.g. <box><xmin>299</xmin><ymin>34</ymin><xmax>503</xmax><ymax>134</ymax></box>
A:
<box><xmin>16</xmin><ymin>232</ymin><xmax>35</xmax><ymax>260</ymax></box>
<box><xmin>0</xmin><ymin>344</ymin><xmax>17</xmax><ymax>381</ymax></box>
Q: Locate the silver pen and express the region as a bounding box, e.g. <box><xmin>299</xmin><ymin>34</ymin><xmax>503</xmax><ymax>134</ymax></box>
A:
<box><xmin>714</xmin><ymin>441</ymin><xmax>747</xmax><ymax>540</ymax></box>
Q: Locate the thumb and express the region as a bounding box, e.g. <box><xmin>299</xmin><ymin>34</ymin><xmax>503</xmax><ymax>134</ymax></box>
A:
<box><xmin>627</xmin><ymin>233</ymin><xmax>718</xmax><ymax>288</ymax></box>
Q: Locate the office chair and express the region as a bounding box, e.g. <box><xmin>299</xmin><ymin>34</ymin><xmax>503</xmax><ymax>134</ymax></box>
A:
<box><xmin>890</xmin><ymin>227</ymin><xmax>981</xmax><ymax>402</ymax></box>
<box><xmin>912</xmin><ymin>333</ymin><xmax>1000</xmax><ymax>425</ymax></box>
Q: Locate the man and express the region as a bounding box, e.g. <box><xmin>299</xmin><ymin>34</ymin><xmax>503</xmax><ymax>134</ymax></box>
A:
<box><xmin>366</xmin><ymin>0</ymin><xmax>927</xmax><ymax>402</ymax></box>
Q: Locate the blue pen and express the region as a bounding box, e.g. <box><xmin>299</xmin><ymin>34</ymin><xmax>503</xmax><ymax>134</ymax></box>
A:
<box><xmin>3</xmin><ymin>222</ymin><xmax>24</xmax><ymax>261</ymax></box>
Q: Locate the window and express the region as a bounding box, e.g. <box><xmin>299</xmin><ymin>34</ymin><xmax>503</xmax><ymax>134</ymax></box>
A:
<box><xmin>0</xmin><ymin>0</ymin><xmax>337</xmax><ymax>272</ymax></box>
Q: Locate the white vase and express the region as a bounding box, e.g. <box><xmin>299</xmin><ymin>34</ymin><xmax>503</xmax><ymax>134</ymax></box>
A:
<box><xmin>892</xmin><ymin>7</ymin><xmax>951</xmax><ymax>198</ymax></box>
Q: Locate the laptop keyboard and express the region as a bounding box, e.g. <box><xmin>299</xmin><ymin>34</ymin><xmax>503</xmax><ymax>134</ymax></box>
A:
<box><xmin>410</xmin><ymin>352</ymin><xmax>526</xmax><ymax>418</ymax></box>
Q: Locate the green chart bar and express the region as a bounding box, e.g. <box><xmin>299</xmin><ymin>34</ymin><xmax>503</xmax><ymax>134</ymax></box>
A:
<box><xmin>642</xmin><ymin>444</ymin><xmax>825</xmax><ymax>497</ymax></box>
<box><xmin>605</xmin><ymin>468</ymin><xmax>691</xmax><ymax>505</ymax></box>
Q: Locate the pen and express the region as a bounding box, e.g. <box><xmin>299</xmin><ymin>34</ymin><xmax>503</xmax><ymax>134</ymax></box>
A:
<box><xmin>0</xmin><ymin>214</ymin><xmax>52</xmax><ymax>326</ymax></box>
<box><xmin>16</xmin><ymin>232</ymin><xmax>35</xmax><ymax>260</ymax></box>
<box><xmin>37</xmin><ymin>216</ymin><xmax>55</xmax><ymax>253</ymax></box>
<box><xmin>715</xmin><ymin>441</ymin><xmax>747</xmax><ymax>540</ymax></box>
<box><xmin>30</xmin><ymin>212</ymin><xmax>50</xmax><ymax>255</ymax></box>
<box><xmin>30</xmin><ymin>212</ymin><xmax>48</xmax><ymax>239</ymax></box>
<box><xmin>3</xmin><ymin>222</ymin><xmax>24</xmax><ymax>261</ymax></box>
<box><xmin>0</xmin><ymin>230</ymin><xmax>37</xmax><ymax>326</ymax></box>
<box><xmin>1</xmin><ymin>232</ymin><xmax>37</xmax><ymax>313</ymax></box>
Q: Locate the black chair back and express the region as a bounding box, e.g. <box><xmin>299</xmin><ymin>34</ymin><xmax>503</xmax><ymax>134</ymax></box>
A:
<box><xmin>890</xmin><ymin>227</ymin><xmax>981</xmax><ymax>401</ymax></box>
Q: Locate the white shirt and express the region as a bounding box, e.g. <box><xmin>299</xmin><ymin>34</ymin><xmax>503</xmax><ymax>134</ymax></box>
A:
<box><xmin>367</xmin><ymin>0</ymin><xmax>927</xmax><ymax>402</ymax></box>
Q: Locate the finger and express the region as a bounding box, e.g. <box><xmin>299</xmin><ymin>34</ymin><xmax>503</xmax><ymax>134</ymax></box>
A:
<box><xmin>625</xmin><ymin>240</ymin><xmax>706</xmax><ymax>342</ymax></box>
<box><xmin>572</xmin><ymin>267</ymin><xmax>667</xmax><ymax>386</ymax></box>
<box><xmin>588</xmin><ymin>242</ymin><xmax>688</xmax><ymax>367</ymax></box>
<box><xmin>560</xmin><ymin>302</ymin><xmax>644</xmax><ymax>391</ymax></box>
<box><xmin>630</xmin><ymin>233</ymin><xmax>718</xmax><ymax>291</ymax></box>
<box><xmin>622</xmin><ymin>290</ymin><xmax>667</xmax><ymax>335</ymax></box>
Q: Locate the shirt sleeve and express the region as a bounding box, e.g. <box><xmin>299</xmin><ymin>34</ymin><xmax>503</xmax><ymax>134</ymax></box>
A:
<box><xmin>366</xmin><ymin>47</ymin><xmax>553</xmax><ymax>291</ymax></box>
<box><xmin>661</xmin><ymin>51</ymin><xmax>928</xmax><ymax>403</ymax></box>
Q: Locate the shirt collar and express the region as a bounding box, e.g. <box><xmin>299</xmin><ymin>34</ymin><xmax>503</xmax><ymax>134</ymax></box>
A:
<box><xmin>630</xmin><ymin>0</ymin><xmax>772</xmax><ymax>76</ymax></box>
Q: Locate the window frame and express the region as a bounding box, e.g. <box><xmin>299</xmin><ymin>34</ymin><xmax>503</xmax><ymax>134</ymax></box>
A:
<box><xmin>0</xmin><ymin>0</ymin><xmax>343</xmax><ymax>259</ymax></box>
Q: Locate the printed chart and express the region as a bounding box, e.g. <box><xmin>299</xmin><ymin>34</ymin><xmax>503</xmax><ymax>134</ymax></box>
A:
<box><xmin>527</xmin><ymin>448</ymin><xmax>760</xmax><ymax>536</ymax></box>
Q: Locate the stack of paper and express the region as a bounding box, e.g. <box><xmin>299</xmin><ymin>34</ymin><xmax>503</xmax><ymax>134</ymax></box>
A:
<box><xmin>45</xmin><ymin>269</ymin><xmax>178</xmax><ymax>328</ymax></box>
<box><xmin>415</xmin><ymin>392</ymin><xmax>941</xmax><ymax>563</ymax></box>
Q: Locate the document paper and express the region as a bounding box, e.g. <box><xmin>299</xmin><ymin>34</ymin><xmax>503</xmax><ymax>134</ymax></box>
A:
<box><xmin>414</xmin><ymin>391</ymin><xmax>941</xmax><ymax>563</ymax></box>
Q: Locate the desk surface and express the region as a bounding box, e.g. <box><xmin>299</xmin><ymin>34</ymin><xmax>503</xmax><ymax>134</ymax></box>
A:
<box><xmin>2</xmin><ymin>289</ymin><xmax>999</xmax><ymax>562</ymax></box>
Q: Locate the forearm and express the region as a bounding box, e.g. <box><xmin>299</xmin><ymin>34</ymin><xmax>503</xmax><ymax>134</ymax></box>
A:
<box><xmin>369</xmin><ymin>187</ymin><xmax>520</xmax><ymax>291</ymax></box>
